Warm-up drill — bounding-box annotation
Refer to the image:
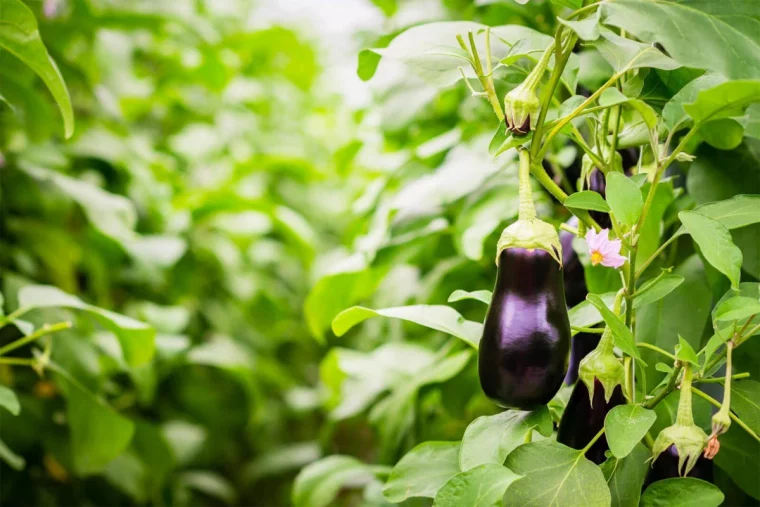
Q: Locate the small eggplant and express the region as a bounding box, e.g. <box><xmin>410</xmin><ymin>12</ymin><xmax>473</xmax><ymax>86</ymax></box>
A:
<box><xmin>478</xmin><ymin>247</ymin><xmax>571</xmax><ymax>410</ymax></box>
<box><xmin>644</xmin><ymin>445</ymin><xmax>713</xmax><ymax>487</ymax></box>
<box><xmin>557</xmin><ymin>378</ymin><xmax>625</xmax><ymax>464</ymax></box>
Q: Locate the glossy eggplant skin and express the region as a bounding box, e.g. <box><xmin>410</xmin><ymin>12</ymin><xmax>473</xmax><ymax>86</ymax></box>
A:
<box><xmin>563</xmin><ymin>332</ymin><xmax>601</xmax><ymax>385</ymax></box>
<box><xmin>478</xmin><ymin>248</ymin><xmax>571</xmax><ymax>410</ymax></box>
<box><xmin>644</xmin><ymin>445</ymin><xmax>714</xmax><ymax>486</ymax></box>
<box><xmin>557</xmin><ymin>378</ymin><xmax>625</xmax><ymax>464</ymax></box>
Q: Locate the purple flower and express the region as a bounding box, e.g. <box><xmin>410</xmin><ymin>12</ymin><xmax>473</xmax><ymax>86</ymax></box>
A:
<box><xmin>586</xmin><ymin>229</ymin><xmax>625</xmax><ymax>268</ymax></box>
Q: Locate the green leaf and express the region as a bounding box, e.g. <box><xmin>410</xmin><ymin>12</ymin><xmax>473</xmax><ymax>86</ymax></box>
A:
<box><xmin>600</xmin><ymin>443</ymin><xmax>650</xmax><ymax>507</ymax></box>
<box><xmin>684</xmin><ymin>80</ymin><xmax>760</xmax><ymax>126</ymax></box>
<box><xmin>564</xmin><ymin>191</ymin><xmax>611</xmax><ymax>213</ymax></box>
<box><xmin>551</xmin><ymin>0</ymin><xmax>582</xmax><ymax>10</ymax></box>
<box><xmin>633</xmin><ymin>275</ymin><xmax>684</xmax><ymax>309</ymax></box>
<box><xmin>627</xmin><ymin>99</ymin><xmax>658</xmax><ymax>130</ymax></box>
<box><xmin>606</xmin><ymin>172</ymin><xmax>643</xmax><ymax>227</ymax></box>
<box><xmin>332</xmin><ymin>305</ymin><xmax>482</xmax><ymax>348</ymax></box>
<box><xmin>598</xmin><ymin>87</ymin><xmax>629</xmax><ymax>107</ymax></box>
<box><xmin>675</xmin><ymin>195</ymin><xmax>760</xmax><ymax>237</ymax></box>
<box><xmin>568</xmin><ymin>292</ymin><xmax>616</xmax><ymax>330</ymax></box>
<box><xmin>663</xmin><ymin>72</ymin><xmax>727</xmax><ymax>130</ymax></box>
<box><xmin>0</xmin><ymin>0</ymin><xmax>74</xmax><ymax>137</ymax></box>
<box><xmin>51</xmin><ymin>363</ymin><xmax>135</xmax><ymax>475</ymax></box>
<box><xmin>558</xmin><ymin>10</ymin><xmax>600</xmax><ymax>42</ymax></box>
<box><xmin>640</xmin><ymin>478</ymin><xmax>724</xmax><ymax>507</ymax></box>
<box><xmin>18</xmin><ymin>285</ymin><xmax>155</xmax><ymax>367</ymax></box>
<box><xmin>731</xmin><ymin>380</ymin><xmax>760</xmax><ymax>435</ymax></box>
<box><xmin>494</xmin><ymin>132</ymin><xmax>532</xmax><ymax>157</ymax></box>
<box><xmin>383</xmin><ymin>441</ymin><xmax>461</xmax><ymax>502</ymax></box>
<box><xmin>0</xmin><ymin>438</ymin><xmax>25</xmax><ymax>470</ymax></box>
<box><xmin>679</xmin><ymin>211</ymin><xmax>743</xmax><ymax>290</ymax></box>
<box><xmin>459</xmin><ymin>407</ymin><xmax>552</xmax><ymax>471</ymax></box>
<box><xmin>602</xmin><ymin>0</ymin><xmax>760</xmax><ymax>80</ymax></box>
<box><xmin>305</xmin><ymin>268</ymin><xmax>385</xmax><ymax>342</ymax></box>
<box><xmin>292</xmin><ymin>455</ymin><xmax>376</xmax><ymax>507</ymax></box>
<box><xmin>0</xmin><ymin>385</ymin><xmax>20</xmax><ymax>416</ymax></box>
<box><xmin>714</xmin><ymin>424</ymin><xmax>760</xmax><ymax>500</ymax></box>
<box><xmin>434</xmin><ymin>464</ymin><xmax>520</xmax><ymax>507</ymax></box>
<box><xmin>448</xmin><ymin>289</ymin><xmax>492</xmax><ymax>305</ymax></box>
<box><xmin>604</xmin><ymin>405</ymin><xmax>657</xmax><ymax>458</ymax></box>
<box><xmin>504</xmin><ymin>440</ymin><xmax>611</xmax><ymax>507</ymax></box>
<box><xmin>714</xmin><ymin>296</ymin><xmax>760</xmax><ymax>322</ymax></box>
<box><xmin>586</xmin><ymin>294</ymin><xmax>643</xmax><ymax>362</ymax></box>
<box><xmin>592</xmin><ymin>29</ymin><xmax>679</xmax><ymax>73</ymax></box>
<box><xmin>701</xmin><ymin>118</ymin><xmax>745</xmax><ymax>151</ymax></box>
<box><xmin>675</xmin><ymin>335</ymin><xmax>699</xmax><ymax>366</ymax></box>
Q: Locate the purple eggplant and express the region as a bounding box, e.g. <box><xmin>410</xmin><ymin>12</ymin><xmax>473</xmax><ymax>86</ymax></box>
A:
<box><xmin>478</xmin><ymin>248</ymin><xmax>571</xmax><ymax>410</ymax></box>
<box><xmin>557</xmin><ymin>378</ymin><xmax>625</xmax><ymax>464</ymax></box>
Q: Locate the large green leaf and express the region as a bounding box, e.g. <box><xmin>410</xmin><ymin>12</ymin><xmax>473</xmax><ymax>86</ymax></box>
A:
<box><xmin>606</xmin><ymin>172</ymin><xmax>643</xmax><ymax>227</ymax></box>
<box><xmin>0</xmin><ymin>385</ymin><xmax>20</xmax><ymax>416</ymax></box>
<box><xmin>640</xmin><ymin>478</ymin><xmax>724</xmax><ymax>507</ymax></box>
<box><xmin>504</xmin><ymin>440</ymin><xmax>611</xmax><ymax>507</ymax></box>
<box><xmin>292</xmin><ymin>455</ymin><xmax>377</xmax><ymax>507</ymax></box>
<box><xmin>662</xmin><ymin>72</ymin><xmax>727</xmax><ymax>130</ymax></box>
<box><xmin>600</xmin><ymin>443</ymin><xmax>650</xmax><ymax>507</ymax></box>
<box><xmin>731</xmin><ymin>380</ymin><xmax>760</xmax><ymax>435</ymax></box>
<box><xmin>633</xmin><ymin>275</ymin><xmax>684</xmax><ymax>309</ymax></box>
<box><xmin>0</xmin><ymin>0</ymin><xmax>74</xmax><ymax>137</ymax></box>
<box><xmin>383</xmin><ymin>441</ymin><xmax>461</xmax><ymax>502</ymax></box>
<box><xmin>51</xmin><ymin>363</ymin><xmax>135</xmax><ymax>475</ymax></box>
<box><xmin>434</xmin><ymin>464</ymin><xmax>520</xmax><ymax>507</ymax></box>
<box><xmin>679</xmin><ymin>211</ymin><xmax>743</xmax><ymax>290</ymax></box>
<box><xmin>18</xmin><ymin>285</ymin><xmax>155</xmax><ymax>366</ymax></box>
<box><xmin>684</xmin><ymin>80</ymin><xmax>760</xmax><ymax>126</ymax></box>
<box><xmin>714</xmin><ymin>424</ymin><xmax>760</xmax><ymax>499</ymax></box>
<box><xmin>604</xmin><ymin>405</ymin><xmax>656</xmax><ymax>458</ymax></box>
<box><xmin>675</xmin><ymin>195</ymin><xmax>760</xmax><ymax>237</ymax></box>
<box><xmin>602</xmin><ymin>0</ymin><xmax>760</xmax><ymax>80</ymax></box>
<box><xmin>332</xmin><ymin>304</ymin><xmax>482</xmax><ymax>348</ymax></box>
<box><xmin>459</xmin><ymin>407</ymin><xmax>552</xmax><ymax>471</ymax></box>
<box><xmin>592</xmin><ymin>29</ymin><xmax>679</xmax><ymax>73</ymax></box>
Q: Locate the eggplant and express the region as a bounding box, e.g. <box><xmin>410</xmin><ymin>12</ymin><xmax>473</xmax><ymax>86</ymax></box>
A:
<box><xmin>557</xmin><ymin>378</ymin><xmax>625</xmax><ymax>464</ymax></box>
<box><xmin>645</xmin><ymin>445</ymin><xmax>714</xmax><ymax>486</ymax></box>
<box><xmin>478</xmin><ymin>248</ymin><xmax>571</xmax><ymax>410</ymax></box>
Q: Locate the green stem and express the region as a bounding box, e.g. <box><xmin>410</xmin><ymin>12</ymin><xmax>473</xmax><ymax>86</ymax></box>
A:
<box><xmin>530</xmin><ymin>35</ymin><xmax>572</xmax><ymax>160</ymax></box>
<box><xmin>0</xmin><ymin>357</ymin><xmax>36</xmax><ymax>366</ymax></box>
<box><xmin>518</xmin><ymin>149</ymin><xmax>537</xmax><ymax>221</ymax></box>
<box><xmin>644</xmin><ymin>363</ymin><xmax>682</xmax><ymax>409</ymax></box>
<box><xmin>715</xmin><ymin>341</ymin><xmax>734</xmax><ymax>422</ymax></box>
<box><xmin>581</xmin><ymin>428</ymin><xmax>606</xmax><ymax>455</ymax></box>
<box><xmin>572</xmin><ymin>326</ymin><xmax>605</xmax><ymax>334</ymax></box>
<box><xmin>537</xmin><ymin>69</ymin><xmax>627</xmax><ymax>161</ymax></box>
<box><xmin>692</xmin><ymin>387</ymin><xmax>760</xmax><ymax>443</ymax></box>
<box><xmin>675</xmin><ymin>363</ymin><xmax>695</xmax><ymax>426</ymax></box>
<box><xmin>560</xmin><ymin>223</ymin><xmax>579</xmax><ymax>236</ymax></box>
<box><xmin>695</xmin><ymin>373</ymin><xmax>750</xmax><ymax>384</ymax></box>
<box><xmin>457</xmin><ymin>33</ymin><xmax>504</xmax><ymax>122</ymax></box>
<box><xmin>530</xmin><ymin>162</ymin><xmax>600</xmax><ymax>231</ymax></box>
<box><xmin>636</xmin><ymin>342</ymin><xmax>678</xmax><ymax>362</ymax></box>
<box><xmin>0</xmin><ymin>321</ymin><xmax>72</xmax><ymax>356</ymax></box>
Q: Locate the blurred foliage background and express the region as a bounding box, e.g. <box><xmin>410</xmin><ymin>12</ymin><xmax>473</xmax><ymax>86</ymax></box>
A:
<box><xmin>1</xmin><ymin>0</ymin><xmax>759</xmax><ymax>506</ymax></box>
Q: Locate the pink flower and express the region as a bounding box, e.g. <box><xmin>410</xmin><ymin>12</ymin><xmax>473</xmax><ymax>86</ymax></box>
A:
<box><xmin>586</xmin><ymin>229</ymin><xmax>626</xmax><ymax>268</ymax></box>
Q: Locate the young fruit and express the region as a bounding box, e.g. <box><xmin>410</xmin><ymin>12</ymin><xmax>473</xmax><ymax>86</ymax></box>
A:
<box><xmin>557</xmin><ymin>378</ymin><xmax>625</xmax><ymax>464</ymax></box>
<box><xmin>478</xmin><ymin>247</ymin><xmax>571</xmax><ymax>410</ymax></box>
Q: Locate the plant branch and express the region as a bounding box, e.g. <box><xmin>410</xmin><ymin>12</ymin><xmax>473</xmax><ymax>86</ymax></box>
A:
<box><xmin>692</xmin><ymin>387</ymin><xmax>760</xmax><ymax>443</ymax></box>
<box><xmin>636</xmin><ymin>342</ymin><xmax>678</xmax><ymax>362</ymax></box>
<box><xmin>0</xmin><ymin>321</ymin><xmax>72</xmax><ymax>356</ymax></box>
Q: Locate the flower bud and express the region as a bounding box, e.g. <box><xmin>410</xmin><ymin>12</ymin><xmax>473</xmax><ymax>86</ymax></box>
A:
<box><xmin>578</xmin><ymin>327</ymin><xmax>624</xmax><ymax>405</ymax></box>
<box><xmin>504</xmin><ymin>82</ymin><xmax>540</xmax><ymax>136</ymax></box>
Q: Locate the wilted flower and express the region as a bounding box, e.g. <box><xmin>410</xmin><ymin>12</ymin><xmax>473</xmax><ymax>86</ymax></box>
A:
<box><xmin>586</xmin><ymin>229</ymin><xmax>625</xmax><ymax>268</ymax></box>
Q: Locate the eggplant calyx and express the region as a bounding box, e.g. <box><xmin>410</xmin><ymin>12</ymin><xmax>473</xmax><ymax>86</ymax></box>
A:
<box><xmin>651</xmin><ymin>423</ymin><xmax>708</xmax><ymax>476</ymax></box>
<box><xmin>578</xmin><ymin>347</ymin><xmax>623</xmax><ymax>406</ymax></box>
<box><xmin>496</xmin><ymin>218</ymin><xmax>562</xmax><ymax>266</ymax></box>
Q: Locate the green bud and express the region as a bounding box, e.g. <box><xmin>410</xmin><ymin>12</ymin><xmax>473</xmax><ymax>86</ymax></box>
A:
<box><xmin>504</xmin><ymin>82</ymin><xmax>540</xmax><ymax>136</ymax></box>
<box><xmin>711</xmin><ymin>410</ymin><xmax>731</xmax><ymax>437</ymax></box>
<box><xmin>578</xmin><ymin>328</ymin><xmax>624</xmax><ymax>406</ymax></box>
